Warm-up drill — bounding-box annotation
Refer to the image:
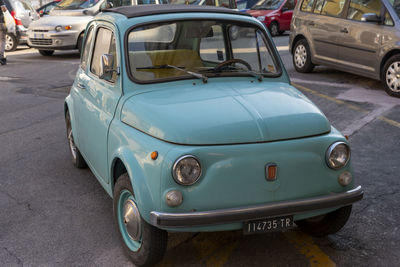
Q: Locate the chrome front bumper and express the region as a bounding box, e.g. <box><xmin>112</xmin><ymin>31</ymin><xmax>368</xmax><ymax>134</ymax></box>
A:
<box><xmin>27</xmin><ymin>30</ymin><xmax>79</xmax><ymax>49</ymax></box>
<box><xmin>150</xmin><ymin>186</ymin><xmax>363</xmax><ymax>228</ymax></box>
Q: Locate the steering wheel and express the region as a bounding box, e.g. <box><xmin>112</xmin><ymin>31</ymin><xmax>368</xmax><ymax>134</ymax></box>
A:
<box><xmin>214</xmin><ymin>59</ymin><xmax>252</xmax><ymax>72</ymax></box>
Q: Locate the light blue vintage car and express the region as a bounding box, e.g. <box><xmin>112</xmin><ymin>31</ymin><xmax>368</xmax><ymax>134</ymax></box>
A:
<box><xmin>64</xmin><ymin>5</ymin><xmax>363</xmax><ymax>266</ymax></box>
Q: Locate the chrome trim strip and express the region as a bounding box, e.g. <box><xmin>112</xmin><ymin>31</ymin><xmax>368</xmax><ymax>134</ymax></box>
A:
<box><xmin>150</xmin><ymin>186</ymin><xmax>363</xmax><ymax>228</ymax></box>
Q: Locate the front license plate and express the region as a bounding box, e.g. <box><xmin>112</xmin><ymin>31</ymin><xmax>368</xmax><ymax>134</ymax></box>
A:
<box><xmin>244</xmin><ymin>216</ymin><xmax>294</xmax><ymax>234</ymax></box>
<box><xmin>34</xmin><ymin>33</ymin><xmax>44</xmax><ymax>39</ymax></box>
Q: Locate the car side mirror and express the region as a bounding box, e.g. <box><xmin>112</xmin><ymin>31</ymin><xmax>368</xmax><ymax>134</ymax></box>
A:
<box><xmin>99</xmin><ymin>54</ymin><xmax>117</xmax><ymax>81</ymax></box>
<box><xmin>361</xmin><ymin>13</ymin><xmax>381</xmax><ymax>23</ymax></box>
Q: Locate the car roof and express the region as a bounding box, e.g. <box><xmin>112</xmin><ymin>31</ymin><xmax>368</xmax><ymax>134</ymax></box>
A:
<box><xmin>103</xmin><ymin>4</ymin><xmax>251</xmax><ymax>18</ymax></box>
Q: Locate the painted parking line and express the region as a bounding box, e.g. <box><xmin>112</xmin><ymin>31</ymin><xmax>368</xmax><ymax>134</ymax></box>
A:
<box><xmin>292</xmin><ymin>83</ymin><xmax>367</xmax><ymax>113</ymax></box>
<box><xmin>284</xmin><ymin>231</ymin><xmax>336</xmax><ymax>267</ymax></box>
<box><xmin>292</xmin><ymin>82</ymin><xmax>400</xmax><ymax>132</ymax></box>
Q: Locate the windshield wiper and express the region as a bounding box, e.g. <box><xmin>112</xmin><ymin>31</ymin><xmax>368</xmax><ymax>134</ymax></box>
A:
<box><xmin>137</xmin><ymin>64</ymin><xmax>208</xmax><ymax>83</ymax></box>
<box><xmin>203</xmin><ymin>66</ymin><xmax>263</xmax><ymax>81</ymax></box>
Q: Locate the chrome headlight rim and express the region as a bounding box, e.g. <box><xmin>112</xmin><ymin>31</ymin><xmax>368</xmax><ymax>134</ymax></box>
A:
<box><xmin>55</xmin><ymin>25</ymin><xmax>62</xmax><ymax>32</ymax></box>
<box><xmin>326</xmin><ymin>141</ymin><xmax>351</xmax><ymax>170</ymax></box>
<box><xmin>172</xmin><ymin>155</ymin><xmax>202</xmax><ymax>186</ymax></box>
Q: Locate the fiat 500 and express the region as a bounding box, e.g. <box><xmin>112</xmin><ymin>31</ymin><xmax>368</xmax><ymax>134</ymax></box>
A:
<box><xmin>64</xmin><ymin>5</ymin><xmax>363</xmax><ymax>266</ymax></box>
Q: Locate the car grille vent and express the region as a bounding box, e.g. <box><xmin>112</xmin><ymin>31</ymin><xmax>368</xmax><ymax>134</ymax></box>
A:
<box><xmin>33</xmin><ymin>29</ymin><xmax>49</xmax><ymax>32</ymax></box>
<box><xmin>30</xmin><ymin>38</ymin><xmax>52</xmax><ymax>45</ymax></box>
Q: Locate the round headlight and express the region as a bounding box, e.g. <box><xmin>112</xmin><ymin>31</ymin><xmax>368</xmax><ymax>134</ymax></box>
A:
<box><xmin>172</xmin><ymin>155</ymin><xmax>202</xmax><ymax>186</ymax></box>
<box><xmin>257</xmin><ymin>16</ymin><xmax>266</xmax><ymax>22</ymax></box>
<box><xmin>326</xmin><ymin>142</ymin><xmax>350</xmax><ymax>169</ymax></box>
<box><xmin>55</xmin><ymin>25</ymin><xmax>62</xmax><ymax>32</ymax></box>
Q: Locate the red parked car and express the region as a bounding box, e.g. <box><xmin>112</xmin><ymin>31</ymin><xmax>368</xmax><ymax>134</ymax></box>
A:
<box><xmin>247</xmin><ymin>0</ymin><xmax>296</xmax><ymax>36</ymax></box>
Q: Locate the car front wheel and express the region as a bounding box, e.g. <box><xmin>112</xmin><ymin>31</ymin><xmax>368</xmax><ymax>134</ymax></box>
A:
<box><xmin>295</xmin><ymin>205</ymin><xmax>352</xmax><ymax>237</ymax></box>
<box><xmin>293</xmin><ymin>39</ymin><xmax>315</xmax><ymax>73</ymax></box>
<box><xmin>113</xmin><ymin>173</ymin><xmax>168</xmax><ymax>267</ymax></box>
<box><xmin>382</xmin><ymin>54</ymin><xmax>400</xmax><ymax>97</ymax></box>
<box><xmin>269</xmin><ymin>22</ymin><xmax>279</xmax><ymax>37</ymax></box>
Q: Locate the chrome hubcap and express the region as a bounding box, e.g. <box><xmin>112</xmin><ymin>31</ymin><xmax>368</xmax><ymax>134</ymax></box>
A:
<box><xmin>386</xmin><ymin>61</ymin><xmax>400</xmax><ymax>93</ymax></box>
<box><xmin>5</xmin><ymin>34</ymin><xmax>14</xmax><ymax>51</ymax></box>
<box><xmin>271</xmin><ymin>24</ymin><xmax>278</xmax><ymax>35</ymax></box>
<box><xmin>294</xmin><ymin>44</ymin><xmax>307</xmax><ymax>68</ymax></box>
<box><xmin>67</xmin><ymin>128</ymin><xmax>77</xmax><ymax>160</ymax></box>
<box><xmin>123</xmin><ymin>199</ymin><xmax>142</xmax><ymax>241</ymax></box>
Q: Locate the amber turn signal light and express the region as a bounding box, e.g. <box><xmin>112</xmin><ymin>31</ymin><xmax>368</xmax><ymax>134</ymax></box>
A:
<box><xmin>265</xmin><ymin>163</ymin><xmax>277</xmax><ymax>181</ymax></box>
<box><xmin>151</xmin><ymin>151</ymin><xmax>158</xmax><ymax>160</ymax></box>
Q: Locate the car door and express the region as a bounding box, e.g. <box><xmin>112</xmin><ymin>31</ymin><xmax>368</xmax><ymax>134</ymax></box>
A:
<box><xmin>336</xmin><ymin>0</ymin><xmax>383</xmax><ymax>75</ymax></box>
<box><xmin>74</xmin><ymin>24</ymin><xmax>122</xmax><ymax>184</ymax></box>
<box><xmin>306</xmin><ymin>0</ymin><xmax>346</xmax><ymax>62</ymax></box>
<box><xmin>279</xmin><ymin>0</ymin><xmax>295</xmax><ymax>30</ymax></box>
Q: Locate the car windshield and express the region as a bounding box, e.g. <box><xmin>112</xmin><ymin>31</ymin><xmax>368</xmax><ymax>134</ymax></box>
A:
<box><xmin>54</xmin><ymin>0</ymin><xmax>100</xmax><ymax>10</ymax></box>
<box><xmin>127</xmin><ymin>20</ymin><xmax>281</xmax><ymax>83</ymax></box>
<box><xmin>388</xmin><ymin>0</ymin><xmax>400</xmax><ymax>19</ymax></box>
<box><xmin>250</xmin><ymin>0</ymin><xmax>284</xmax><ymax>10</ymax></box>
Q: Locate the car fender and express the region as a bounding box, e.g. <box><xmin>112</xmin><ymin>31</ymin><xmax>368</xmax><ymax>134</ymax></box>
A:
<box><xmin>110</xmin><ymin>146</ymin><xmax>158</xmax><ymax>223</ymax></box>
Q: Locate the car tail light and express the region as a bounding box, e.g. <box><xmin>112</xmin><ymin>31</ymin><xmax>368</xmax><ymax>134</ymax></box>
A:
<box><xmin>11</xmin><ymin>11</ymin><xmax>23</xmax><ymax>26</ymax></box>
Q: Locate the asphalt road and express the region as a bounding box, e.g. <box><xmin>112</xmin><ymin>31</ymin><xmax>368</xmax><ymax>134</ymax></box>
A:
<box><xmin>0</xmin><ymin>37</ymin><xmax>399</xmax><ymax>267</ymax></box>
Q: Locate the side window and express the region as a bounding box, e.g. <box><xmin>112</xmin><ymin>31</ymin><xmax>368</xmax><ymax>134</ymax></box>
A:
<box><xmin>346</xmin><ymin>0</ymin><xmax>382</xmax><ymax>21</ymax></box>
<box><xmin>313</xmin><ymin>0</ymin><xmax>325</xmax><ymax>13</ymax></box>
<box><xmin>384</xmin><ymin>11</ymin><xmax>394</xmax><ymax>26</ymax></box>
<box><xmin>90</xmin><ymin>27</ymin><xmax>118</xmax><ymax>82</ymax></box>
<box><xmin>320</xmin><ymin>0</ymin><xmax>346</xmax><ymax>17</ymax></box>
<box><xmin>301</xmin><ymin>0</ymin><xmax>315</xmax><ymax>12</ymax></box>
<box><xmin>81</xmin><ymin>26</ymin><xmax>94</xmax><ymax>70</ymax></box>
<box><xmin>199</xmin><ymin>25</ymin><xmax>226</xmax><ymax>63</ymax></box>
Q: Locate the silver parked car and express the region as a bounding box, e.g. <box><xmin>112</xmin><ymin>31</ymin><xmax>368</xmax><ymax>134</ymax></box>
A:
<box><xmin>3</xmin><ymin>0</ymin><xmax>39</xmax><ymax>51</ymax></box>
<box><xmin>289</xmin><ymin>0</ymin><xmax>400</xmax><ymax>97</ymax></box>
<box><xmin>27</xmin><ymin>0</ymin><xmax>106</xmax><ymax>56</ymax></box>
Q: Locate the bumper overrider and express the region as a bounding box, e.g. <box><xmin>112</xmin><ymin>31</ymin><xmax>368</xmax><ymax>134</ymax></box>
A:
<box><xmin>150</xmin><ymin>186</ymin><xmax>363</xmax><ymax>228</ymax></box>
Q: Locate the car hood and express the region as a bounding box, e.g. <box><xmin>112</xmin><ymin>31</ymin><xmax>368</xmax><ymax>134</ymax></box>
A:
<box><xmin>247</xmin><ymin>9</ymin><xmax>278</xmax><ymax>17</ymax></box>
<box><xmin>28</xmin><ymin>15</ymin><xmax>92</xmax><ymax>29</ymax></box>
<box><xmin>121</xmin><ymin>81</ymin><xmax>331</xmax><ymax>145</ymax></box>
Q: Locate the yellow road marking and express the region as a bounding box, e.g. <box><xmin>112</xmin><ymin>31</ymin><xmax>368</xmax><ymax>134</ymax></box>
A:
<box><xmin>378</xmin><ymin>116</ymin><xmax>400</xmax><ymax>128</ymax></box>
<box><xmin>192</xmin><ymin>232</ymin><xmax>240</xmax><ymax>267</ymax></box>
<box><xmin>292</xmin><ymin>83</ymin><xmax>367</xmax><ymax>113</ymax></box>
<box><xmin>293</xmin><ymin>83</ymin><xmax>400</xmax><ymax>129</ymax></box>
<box><xmin>284</xmin><ymin>231</ymin><xmax>336</xmax><ymax>267</ymax></box>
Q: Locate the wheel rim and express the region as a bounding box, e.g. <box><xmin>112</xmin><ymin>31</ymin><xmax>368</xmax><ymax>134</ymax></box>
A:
<box><xmin>386</xmin><ymin>61</ymin><xmax>400</xmax><ymax>93</ymax></box>
<box><xmin>67</xmin><ymin>122</ymin><xmax>77</xmax><ymax>160</ymax></box>
<box><xmin>271</xmin><ymin>24</ymin><xmax>278</xmax><ymax>36</ymax></box>
<box><xmin>5</xmin><ymin>34</ymin><xmax>14</xmax><ymax>51</ymax></box>
<box><xmin>294</xmin><ymin>44</ymin><xmax>307</xmax><ymax>68</ymax></box>
<box><xmin>118</xmin><ymin>190</ymin><xmax>142</xmax><ymax>252</ymax></box>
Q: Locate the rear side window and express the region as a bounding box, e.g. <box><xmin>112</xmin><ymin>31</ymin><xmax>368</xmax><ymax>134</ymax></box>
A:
<box><xmin>301</xmin><ymin>0</ymin><xmax>315</xmax><ymax>12</ymax></box>
<box><xmin>346</xmin><ymin>0</ymin><xmax>382</xmax><ymax>21</ymax></box>
<box><xmin>320</xmin><ymin>0</ymin><xmax>346</xmax><ymax>17</ymax></box>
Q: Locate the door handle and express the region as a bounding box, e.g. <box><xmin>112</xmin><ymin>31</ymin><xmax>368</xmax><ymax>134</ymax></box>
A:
<box><xmin>76</xmin><ymin>83</ymin><xmax>86</xmax><ymax>90</ymax></box>
<box><xmin>340</xmin><ymin>28</ymin><xmax>349</xmax><ymax>33</ymax></box>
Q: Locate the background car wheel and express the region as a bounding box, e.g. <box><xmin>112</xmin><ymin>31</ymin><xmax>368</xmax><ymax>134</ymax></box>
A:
<box><xmin>230</xmin><ymin>25</ymin><xmax>239</xmax><ymax>40</ymax></box>
<box><xmin>65</xmin><ymin>112</ymin><xmax>87</xmax><ymax>168</ymax></box>
<box><xmin>381</xmin><ymin>54</ymin><xmax>400</xmax><ymax>97</ymax></box>
<box><xmin>5</xmin><ymin>33</ymin><xmax>18</xmax><ymax>52</ymax></box>
<box><xmin>292</xmin><ymin>39</ymin><xmax>315</xmax><ymax>73</ymax></box>
<box><xmin>269</xmin><ymin>22</ymin><xmax>279</xmax><ymax>37</ymax></box>
<box><xmin>295</xmin><ymin>205</ymin><xmax>352</xmax><ymax>237</ymax></box>
<box><xmin>38</xmin><ymin>50</ymin><xmax>54</xmax><ymax>56</ymax></box>
<box><xmin>113</xmin><ymin>173</ymin><xmax>168</xmax><ymax>267</ymax></box>
<box><xmin>77</xmin><ymin>33</ymin><xmax>84</xmax><ymax>54</ymax></box>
